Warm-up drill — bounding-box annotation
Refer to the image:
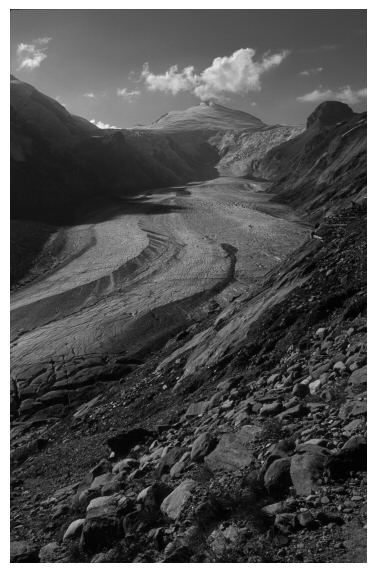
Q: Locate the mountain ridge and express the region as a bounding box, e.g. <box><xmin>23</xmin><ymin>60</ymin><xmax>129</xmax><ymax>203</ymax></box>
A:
<box><xmin>136</xmin><ymin>101</ymin><xmax>266</xmax><ymax>132</ymax></box>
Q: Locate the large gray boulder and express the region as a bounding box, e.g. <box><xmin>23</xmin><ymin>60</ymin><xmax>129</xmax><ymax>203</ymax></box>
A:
<box><xmin>264</xmin><ymin>457</ymin><xmax>292</xmax><ymax>498</ymax></box>
<box><xmin>160</xmin><ymin>479</ymin><xmax>197</xmax><ymax>520</ymax></box>
<box><xmin>190</xmin><ymin>432</ymin><xmax>217</xmax><ymax>461</ymax></box>
<box><xmin>204</xmin><ymin>425</ymin><xmax>261</xmax><ymax>473</ymax></box>
<box><xmin>290</xmin><ymin>444</ymin><xmax>330</xmax><ymax>495</ymax></box>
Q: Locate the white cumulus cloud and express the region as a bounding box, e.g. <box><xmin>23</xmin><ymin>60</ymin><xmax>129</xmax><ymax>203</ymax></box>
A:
<box><xmin>90</xmin><ymin>119</ymin><xmax>120</xmax><ymax>129</ymax></box>
<box><xmin>140</xmin><ymin>48</ymin><xmax>289</xmax><ymax>101</ymax></box>
<box><xmin>117</xmin><ymin>87</ymin><xmax>141</xmax><ymax>101</ymax></box>
<box><xmin>297</xmin><ymin>86</ymin><xmax>367</xmax><ymax>105</ymax></box>
<box><xmin>17</xmin><ymin>37</ymin><xmax>52</xmax><ymax>70</ymax></box>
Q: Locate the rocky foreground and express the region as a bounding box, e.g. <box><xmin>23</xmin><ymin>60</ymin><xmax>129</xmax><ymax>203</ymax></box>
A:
<box><xmin>10</xmin><ymin>200</ymin><xmax>367</xmax><ymax>563</ymax></box>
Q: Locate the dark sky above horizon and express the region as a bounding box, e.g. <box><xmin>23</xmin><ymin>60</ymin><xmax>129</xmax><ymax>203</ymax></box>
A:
<box><xmin>10</xmin><ymin>9</ymin><xmax>367</xmax><ymax>128</ymax></box>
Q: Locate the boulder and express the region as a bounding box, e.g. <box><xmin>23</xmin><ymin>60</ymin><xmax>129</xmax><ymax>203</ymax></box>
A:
<box><xmin>63</xmin><ymin>518</ymin><xmax>85</xmax><ymax>541</ymax></box>
<box><xmin>261</xmin><ymin>439</ymin><xmax>296</xmax><ymax>474</ymax></box>
<box><xmin>88</xmin><ymin>473</ymin><xmax>113</xmax><ymax>493</ymax></box>
<box><xmin>297</xmin><ymin>510</ymin><xmax>316</xmax><ymax>529</ymax></box>
<box><xmin>277</xmin><ymin>403</ymin><xmax>308</xmax><ymax>422</ymax></box>
<box><xmin>190</xmin><ymin>432</ymin><xmax>217</xmax><ymax>461</ymax></box>
<box><xmin>160</xmin><ymin>479</ymin><xmax>197</xmax><ymax>520</ymax></box>
<box><xmin>290</xmin><ymin>444</ymin><xmax>330</xmax><ymax>495</ymax></box>
<box><xmin>80</xmin><ymin>516</ymin><xmax>122</xmax><ymax>554</ymax></box>
<box><xmin>170</xmin><ymin>456</ymin><xmax>190</xmax><ymax>478</ymax></box>
<box><xmin>157</xmin><ymin>446</ymin><xmax>186</xmax><ymax>476</ymax></box>
<box><xmin>309</xmin><ymin>380</ymin><xmax>322</xmax><ymax>395</ymax></box>
<box><xmin>260</xmin><ymin>401</ymin><xmax>283</xmax><ymax>416</ymax></box>
<box><xmin>326</xmin><ymin>435</ymin><xmax>366</xmax><ymax>479</ymax></box>
<box><xmin>185</xmin><ymin>401</ymin><xmax>209</xmax><ymax>418</ymax></box>
<box><xmin>10</xmin><ymin>540</ymin><xmax>39</xmax><ymax>563</ymax></box>
<box><xmin>137</xmin><ymin>483</ymin><xmax>172</xmax><ymax>513</ymax></box>
<box><xmin>262</xmin><ymin>499</ymin><xmax>297</xmax><ymax>517</ymax></box>
<box><xmin>204</xmin><ymin>425</ymin><xmax>261</xmax><ymax>473</ymax></box>
<box><xmin>38</xmin><ymin>542</ymin><xmax>61</xmax><ymax>563</ymax></box>
<box><xmin>264</xmin><ymin>457</ymin><xmax>292</xmax><ymax>498</ymax></box>
<box><xmin>112</xmin><ymin>458</ymin><xmax>138</xmax><ymax>474</ymax></box>
<box><xmin>348</xmin><ymin>366</ymin><xmax>367</xmax><ymax>393</ymax></box>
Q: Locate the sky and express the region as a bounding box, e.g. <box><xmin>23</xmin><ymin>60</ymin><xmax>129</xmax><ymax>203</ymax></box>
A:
<box><xmin>10</xmin><ymin>9</ymin><xmax>367</xmax><ymax>128</ymax></box>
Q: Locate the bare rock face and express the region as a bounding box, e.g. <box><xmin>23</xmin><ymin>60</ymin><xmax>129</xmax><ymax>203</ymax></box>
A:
<box><xmin>306</xmin><ymin>101</ymin><xmax>355</xmax><ymax>129</ymax></box>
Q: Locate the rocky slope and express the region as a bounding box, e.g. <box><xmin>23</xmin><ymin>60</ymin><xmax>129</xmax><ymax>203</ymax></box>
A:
<box><xmin>10</xmin><ymin>98</ymin><xmax>367</xmax><ymax>562</ymax></box>
<box><xmin>256</xmin><ymin>102</ymin><xmax>367</xmax><ymax>220</ymax></box>
<box><xmin>10</xmin><ymin>200</ymin><xmax>367</xmax><ymax>563</ymax></box>
<box><xmin>212</xmin><ymin>124</ymin><xmax>304</xmax><ymax>177</ymax></box>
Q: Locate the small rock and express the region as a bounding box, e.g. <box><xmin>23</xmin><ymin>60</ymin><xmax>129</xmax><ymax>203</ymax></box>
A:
<box><xmin>274</xmin><ymin>513</ymin><xmax>297</xmax><ymax>534</ymax></box>
<box><xmin>63</xmin><ymin>518</ymin><xmax>85</xmax><ymax>541</ymax></box>
<box><xmin>333</xmin><ymin>361</ymin><xmax>347</xmax><ymax>373</ymax></box>
<box><xmin>260</xmin><ymin>401</ymin><xmax>283</xmax><ymax>416</ymax></box>
<box><xmin>309</xmin><ymin>380</ymin><xmax>322</xmax><ymax>395</ymax></box>
<box><xmin>297</xmin><ymin>510</ymin><xmax>316</xmax><ymax>529</ymax></box>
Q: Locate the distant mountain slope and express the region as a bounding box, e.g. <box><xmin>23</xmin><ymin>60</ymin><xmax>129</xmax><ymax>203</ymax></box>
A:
<box><xmin>256</xmin><ymin>101</ymin><xmax>367</xmax><ymax>219</ymax></box>
<box><xmin>137</xmin><ymin>101</ymin><xmax>265</xmax><ymax>132</ymax></box>
<box><xmin>212</xmin><ymin>124</ymin><xmax>304</xmax><ymax>177</ymax></box>
<box><xmin>10</xmin><ymin>76</ymin><xmax>218</xmax><ymax>224</ymax></box>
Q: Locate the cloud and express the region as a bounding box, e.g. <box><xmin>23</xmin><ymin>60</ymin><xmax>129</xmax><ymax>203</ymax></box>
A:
<box><xmin>17</xmin><ymin>37</ymin><xmax>51</xmax><ymax>70</ymax></box>
<box><xmin>84</xmin><ymin>92</ymin><xmax>96</xmax><ymax>99</ymax></box>
<box><xmin>90</xmin><ymin>118</ymin><xmax>120</xmax><ymax>129</ymax></box>
<box><xmin>140</xmin><ymin>48</ymin><xmax>289</xmax><ymax>101</ymax></box>
<box><xmin>117</xmin><ymin>87</ymin><xmax>141</xmax><ymax>101</ymax></box>
<box><xmin>297</xmin><ymin>86</ymin><xmax>367</xmax><ymax>105</ymax></box>
<box><xmin>299</xmin><ymin>67</ymin><xmax>323</xmax><ymax>77</ymax></box>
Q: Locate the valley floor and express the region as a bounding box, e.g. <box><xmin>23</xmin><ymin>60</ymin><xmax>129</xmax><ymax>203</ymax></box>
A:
<box><xmin>11</xmin><ymin>177</ymin><xmax>306</xmax><ymax>377</ymax></box>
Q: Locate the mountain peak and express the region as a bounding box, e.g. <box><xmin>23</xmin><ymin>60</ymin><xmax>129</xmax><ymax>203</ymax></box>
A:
<box><xmin>140</xmin><ymin>102</ymin><xmax>265</xmax><ymax>132</ymax></box>
<box><xmin>306</xmin><ymin>100</ymin><xmax>355</xmax><ymax>129</ymax></box>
